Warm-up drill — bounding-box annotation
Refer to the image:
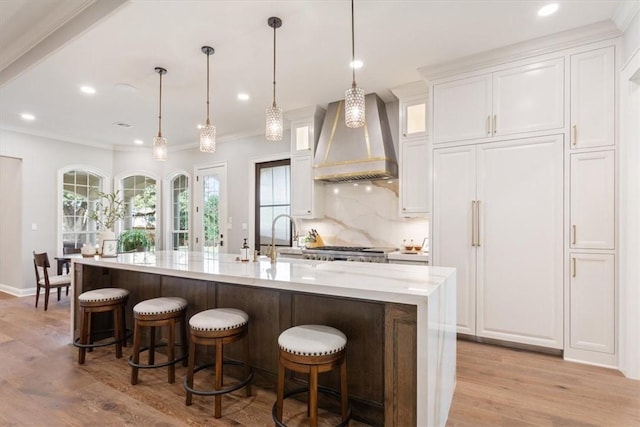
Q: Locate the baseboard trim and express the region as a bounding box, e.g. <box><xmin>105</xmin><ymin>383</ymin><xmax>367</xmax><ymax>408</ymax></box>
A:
<box><xmin>457</xmin><ymin>333</ymin><xmax>564</xmax><ymax>356</ymax></box>
<box><xmin>0</xmin><ymin>284</ymin><xmax>39</xmax><ymax>297</ymax></box>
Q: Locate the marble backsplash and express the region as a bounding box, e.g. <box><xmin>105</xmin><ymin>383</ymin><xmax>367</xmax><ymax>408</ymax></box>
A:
<box><xmin>298</xmin><ymin>180</ymin><xmax>429</xmax><ymax>250</ymax></box>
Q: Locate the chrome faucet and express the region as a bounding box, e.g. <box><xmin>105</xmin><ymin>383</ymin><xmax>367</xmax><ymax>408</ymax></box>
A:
<box><xmin>269</xmin><ymin>214</ymin><xmax>298</xmax><ymax>263</ymax></box>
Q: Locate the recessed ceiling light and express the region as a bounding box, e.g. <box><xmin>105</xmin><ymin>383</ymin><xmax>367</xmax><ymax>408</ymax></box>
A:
<box><xmin>112</xmin><ymin>122</ymin><xmax>132</xmax><ymax>128</ymax></box>
<box><xmin>538</xmin><ymin>3</ymin><xmax>559</xmax><ymax>16</ymax></box>
<box><xmin>80</xmin><ymin>85</ymin><xmax>96</xmax><ymax>94</ymax></box>
<box><xmin>350</xmin><ymin>59</ymin><xmax>363</xmax><ymax>69</ymax></box>
<box><xmin>133</xmin><ymin>139</ymin><xmax>144</xmax><ymax>145</ymax></box>
<box><xmin>20</xmin><ymin>113</ymin><xmax>35</xmax><ymax>121</ymax></box>
<box><xmin>237</xmin><ymin>93</ymin><xmax>250</xmax><ymax>101</ymax></box>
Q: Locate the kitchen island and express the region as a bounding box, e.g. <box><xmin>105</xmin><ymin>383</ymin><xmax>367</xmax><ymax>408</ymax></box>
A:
<box><xmin>71</xmin><ymin>251</ymin><xmax>456</xmax><ymax>426</ymax></box>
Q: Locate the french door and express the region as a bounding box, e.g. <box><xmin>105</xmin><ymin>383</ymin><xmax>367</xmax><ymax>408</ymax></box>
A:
<box><xmin>193</xmin><ymin>164</ymin><xmax>227</xmax><ymax>255</ymax></box>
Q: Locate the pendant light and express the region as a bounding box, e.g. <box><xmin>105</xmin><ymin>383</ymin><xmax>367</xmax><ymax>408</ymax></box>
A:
<box><xmin>345</xmin><ymin>0</ymin><xmax>365</xmax><ymax>128</ymax></box>
<box><xmin>200</xmin><ymin>46</ymin><xmax>216</xmax><ymax>153</ymax></box>
<box><xmin>265</xmin><ymin>16</ymin><xmax>283</xmax><ymax>141</ymax></box>
<box><xmin>152</xmin><ymin>67</ymin><xmax>168</xmax><ymax>161</ymax></box>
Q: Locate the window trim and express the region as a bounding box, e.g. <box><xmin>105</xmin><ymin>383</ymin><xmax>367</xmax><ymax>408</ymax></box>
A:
<box><xmin>57</xmin><ymin>165</ymin><xmax>110</xmax><ymax>254</ymax></box>
<box><xmin>163</xmin><ymin>170</ymin><xmax>191</xmax><ymax>251</ymax></box>
<box><xmin>255</xmin><ymin>158</ymin><xmax>292</xmax><ymax>254</ymax></box>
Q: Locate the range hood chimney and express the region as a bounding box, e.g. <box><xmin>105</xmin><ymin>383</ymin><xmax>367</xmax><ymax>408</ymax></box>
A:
<box><xmin>313</xmin><ymin>93</ymin><xmax>397</xmax><ymax>182</ymax></box>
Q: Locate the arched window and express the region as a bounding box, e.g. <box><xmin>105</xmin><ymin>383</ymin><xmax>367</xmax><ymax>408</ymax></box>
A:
<box><xmin>121</xmin><ymin>175</ymin><xmax>157</xmax><ymax>250</ymax></box>
<box><xmin>171</xmin><ymin>174</ymin><xmax>189</xmax><ymax>250</ymax></box>
<box><xmin>61</xmin><ymin>169</ymin><xmax>104</xmax><ymax>250</ymax></box>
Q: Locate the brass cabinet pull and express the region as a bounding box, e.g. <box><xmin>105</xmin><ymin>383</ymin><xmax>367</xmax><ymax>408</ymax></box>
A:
<box><xmin>471</xmin><ymin>201</ymin><xmax>476</xmax><ymax>246</ymax></box>
<box><xmin>486</xmin><ymin>116</ymin><xmax>491</xmax><ymax>135</ymax></box>
<box><xmin>572</xmin><ymin>125</ymin><xmax>577</xmax><ymax>145</ymax></box>
<box><xmin>572</xmin><ymin>257</ymin><xmax>576</xmax><ymax>277</ymax></box>
<box><xmin>493</xmin><ymin>115</ymin><xmax>497</xmax><ymax>134</ymax></box>
<box><xmin>572</xmin><ymin>225</ymin><xmax>576</xmax><ymax>245</ymax></box>
<box><xmin>476</xmin><ymin>200</ymin><xmax>481</xmax><ymax>246</ymax></box>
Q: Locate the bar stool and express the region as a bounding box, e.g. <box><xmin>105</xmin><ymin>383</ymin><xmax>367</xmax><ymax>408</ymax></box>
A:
<box><xmin>74</xmin><ymin>288</ymin><xmax>130</xmax><ymax>364</ymax></box>
<box><xmin>184</xmin><ymin>308</ymin><xmax>253</xmax><ymax>418</ymax></box>
<box><xmin>273</xmin><ymin>325</ymin><xmax>351</xmax><ymax>427</ymax></box>
<box><xmin>129</xmin><ymin>297</ymin><xmax>188</xmax><ymax>385</ymax></box>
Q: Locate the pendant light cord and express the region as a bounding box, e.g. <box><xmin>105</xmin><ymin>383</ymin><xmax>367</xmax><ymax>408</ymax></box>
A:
<box><xmin>272</xmin><ymin>23</ymin><xmax>277</xmax><ymax>107</ymax></box>
<box><xmin>351</xmin><ymin>0</ymin><xmax>356</xmax><ymax>88</ymax></box>
<box><xmin>206</xmin><ymin>51</ymin><xmax>210</xmax><ymax>124</ymax></box>
<box><xmin>157</xmin><ymin>71</ymin><xmax>163</xmax><ymax>138</ymax></box>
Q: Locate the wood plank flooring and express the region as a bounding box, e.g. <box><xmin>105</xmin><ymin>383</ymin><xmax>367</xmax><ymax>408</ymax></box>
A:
<box><xmin>1</xmin><ymin>292</ymin><xmax>638</xmax><ymax>426</ymax></box>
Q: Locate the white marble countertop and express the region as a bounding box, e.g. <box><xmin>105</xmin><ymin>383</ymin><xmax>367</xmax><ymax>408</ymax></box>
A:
<box><xmin>387</xmin><ymin>251</ymin><xmax>430</xmax><ymax>262</ymax></box>
<box><xmin>74</xmin><ymin>250</ymin><xmax>453</xmax><ymax>306</ymax></box>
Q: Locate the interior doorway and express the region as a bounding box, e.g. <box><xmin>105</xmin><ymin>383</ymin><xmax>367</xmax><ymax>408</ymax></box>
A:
<box><xmin>193</xmin><ymin>164</ymin><xmax>227</xmax><ymax>255</ymax></box>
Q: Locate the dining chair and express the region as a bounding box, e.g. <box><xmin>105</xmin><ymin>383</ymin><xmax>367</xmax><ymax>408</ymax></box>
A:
<box><xmin>62</xmin><ymin>247</ymin><xmax>81</xmax><ymax>274</ymax></box>
<box><xmin>33</xmin><ymin>251</ymin><xmax>71</xmax><ymax>311</ymax></box>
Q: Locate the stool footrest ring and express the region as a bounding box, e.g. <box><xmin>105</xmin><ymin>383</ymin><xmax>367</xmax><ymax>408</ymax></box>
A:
<box><xmin>127</xmin><ymin>342</ymin><xmax>187</xmax><ymax>369</ymax></box>
<box><xmin>184</xmin><ymin>360</ymin><xmax>253</xmax><ymax>396</ymax></box>
<box><xmin>73</xmin><ymin>328</ymin><xmax>132</xmax><ymax>349</ymax></box>
<box><xmin>272</xmin><ymin>386</ymin><xmax>352</xmax><ymax>427</ymax></box>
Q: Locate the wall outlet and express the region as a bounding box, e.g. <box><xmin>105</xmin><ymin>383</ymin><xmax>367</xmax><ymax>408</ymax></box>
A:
<box><xmin>242</xmin><ymin>223</ymin><xmax>247</xmax><ymax>230</ymax></box>
<box><xmin>31</xmin><ymin>223</ymin><xmax>37</xmax><ymax>230</ymax></box>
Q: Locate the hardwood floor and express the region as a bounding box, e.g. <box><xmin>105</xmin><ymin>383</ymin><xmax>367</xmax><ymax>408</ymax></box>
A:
<box><xmin>1</xmin><ymin>292</ymin><xmax>639</xmax><ymax>426</ymax></box>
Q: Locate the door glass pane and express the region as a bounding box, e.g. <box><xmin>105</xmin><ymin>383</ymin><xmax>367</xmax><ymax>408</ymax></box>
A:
<box><xmin>296</xmin><ymin>125</ymin><xmax>309</xmax><ymax>151</ymax></box>
<box><xmin>203</xmin><ymin>175</ymin><xmax>220</xmax><ymax>255</ymax></box>
<box><xmin>407</xmin><ymin>103</ymin><xmax>426</xmax><ymax>134</ymax></box>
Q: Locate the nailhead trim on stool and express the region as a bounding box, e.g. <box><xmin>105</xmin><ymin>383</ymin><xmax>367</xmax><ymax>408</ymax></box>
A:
<box><xmin>274</xmin><ymin>325</ymin><xmax>351</xmax><ymax>427</ymax></box>
<box><xmin>129</xmin><ymin>297</ymin><xmax>188</xmax><ymax>386</ymax></box>
<box><xmin>74</xmin><ymin>288</ymin><xmax>130</xmax><ymax>365</ymax></box>
<box><xmin>184</xmin><ymin>308</ymin><xmax>253</xmax><ymax>419</ymax></box>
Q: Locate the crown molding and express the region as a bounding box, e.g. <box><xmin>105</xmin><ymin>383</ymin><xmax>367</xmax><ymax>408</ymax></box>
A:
<box><xmin>0</xmin><ymin>125</ymin><xmax>113</xmax><ymax>150</ymax></box>
<box><xmin>419</xmin><ymin>20</ymin><xmax>622</xmax><ymax>82</ymax></box>
<box><xmin>390</xmin><ymin>81</ymin><xmax>428</xmax><ymax>100</ymax></box>
<box><xmin>613</xmin><ymin>0</ymin><xmax>640</xmax><ymax>32</ymax></box>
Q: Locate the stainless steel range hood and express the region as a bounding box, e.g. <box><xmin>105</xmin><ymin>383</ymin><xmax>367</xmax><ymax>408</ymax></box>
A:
<box><xmin>313</xmin><ymin>93</ymin><xmax>397</xmax><ymax>182</ymax></box>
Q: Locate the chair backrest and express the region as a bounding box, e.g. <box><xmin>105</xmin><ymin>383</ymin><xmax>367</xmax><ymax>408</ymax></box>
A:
<box><xmin>63</xmin><ymin>247</ymin><xmax>81</xmax><ymax>255</ymax></box>
<box><xmin>33</xmin><ymin>251</ymin><xmax>50</xmax><ymax>284</ymax></box>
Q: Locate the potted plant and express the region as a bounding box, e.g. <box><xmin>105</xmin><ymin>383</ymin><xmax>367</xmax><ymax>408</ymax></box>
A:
<box><xmin>89</xmin><ymin>191</ymin><xmax>125</xmax><ymax>244</ymax></box>
<box><xmin>118</xmin><ymin>229</ymin><xmax>150</xmax><ymax>252</ymax></box>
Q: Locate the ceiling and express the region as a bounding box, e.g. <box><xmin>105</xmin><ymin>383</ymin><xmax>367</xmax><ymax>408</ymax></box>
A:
<box><xmin>0</xmin><ymin>0</ymin><xmax>627</xmax><ymax>150</ymax></box>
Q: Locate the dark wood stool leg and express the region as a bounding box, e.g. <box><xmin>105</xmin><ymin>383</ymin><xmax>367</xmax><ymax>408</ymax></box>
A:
<box><xmin>244</xmin><ymin>329</ymin><xmax>252</xmax><ymax>397</ymax></box>
<box><xmin>276</xmin><ymin>356</ymin><xmax>285</xmax><ymax>422</ymax></box>
<box><xmin>78</xmin><ymin>307</ymin><xmax>89</xmax><ymax>364</ymax></box>
<box><xmin>149</xmin><ymin>326</ymin><xmax>156</xmax><ymax>366</ymax></box>
<box><xmin>180</xmin><ymin>312</ymin><xmax>188</xmax><ymax>367</ymax></box>
<box><xmin>214</xmin><ymin>338</ymin><xmax>223</xmax><ymax>418</ymax></box>
<box><xmin>168</xmin><ymin>318</ymin><xmax>176</xmax><ymax>384</ymax></box>
<box><xmin>185</xmin><ymin>337</ymin><xmax>196</xmax><ymax>406</ymax></box>
<box><xmin>114</xmin><ymin>305</ymin><xmax>122</xmax><ymax>359</ymax></box>
<box><xmin>57</xmin><ymin>287</ymin><xmax>61</xmax><ymax>301</ymax></box>
<box><xmin>131</xmin><ymin>319</ymin><xmax>141</xmax><ymax>385</ymax></box>
<box><xmin>341</xmin><ymin>358</ymin><xmax>349</xmax><ymax>420</ymax></box>
<box><xmin>121</xmin><ymin>304</ymin><xmax>127</xmax><ymax>348</ymax></box>
<box><xmin>309</xmin><ymin>365</ymin><xmax>319</xmax><ymax>427</ymax></box>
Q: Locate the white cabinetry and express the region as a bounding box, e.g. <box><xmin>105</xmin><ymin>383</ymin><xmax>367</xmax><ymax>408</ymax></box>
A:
<box><xmin>433</xmin><ymin>58</ymin><xmax>564</xmax><ymax>144</ymax></box>
<box><xmin>570</xmin><ymin>47</ymin><xmax>615</xmax><ymax>149</ymax></box>
<box><xmin>391</xmin><ymin>82</ymin><xmax>430</xmax><ymax>216</ymax></box>
<box><xmin>570</xmin><ymin>150</ymin><xmax>615</xmax><ymax>249</ymax></box>
<box><xmin>433</xmin><ymin>135</ymin><xmax>564</xmax><ymax>348</ymax></box>
<box><xmin>569</xmin><ymin>253</ymin><xmax>615</xmax><ymax>354</ymax></box>
<box><xmin>287</xmin><ymin>106</ymin><xmax>325</xmax><ymax>219</ymax></box>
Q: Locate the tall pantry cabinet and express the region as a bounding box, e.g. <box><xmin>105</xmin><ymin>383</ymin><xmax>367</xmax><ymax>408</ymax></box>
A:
<box><xmin>428</xmin><ymin>38</ymin><xmax>618</xmax><ymax>367</ymax></box>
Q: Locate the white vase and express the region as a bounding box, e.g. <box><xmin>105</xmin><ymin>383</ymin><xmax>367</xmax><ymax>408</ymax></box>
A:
<box><xmin>98</xmin><ymin>230</ymin><xmax>116</xmax><ymax>248</ymax></box>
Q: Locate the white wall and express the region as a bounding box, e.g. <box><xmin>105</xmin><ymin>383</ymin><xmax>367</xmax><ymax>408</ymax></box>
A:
<box><xmin>0</xmin><ymin>129</ymin><xmax>113</xmax><ymax>294</ymax></box>
<box><xmin>0</xmin><ymin>156</ymin><xmax>23</xmax><ymax>291</ymax></box>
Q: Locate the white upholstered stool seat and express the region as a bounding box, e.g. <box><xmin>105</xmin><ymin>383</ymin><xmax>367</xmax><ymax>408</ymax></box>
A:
<box><xmin>75</xmin><ymin>287</ymin><xmax>130</xmax><ymax>365</ymax></box>
<box><xmin>278</xmin><ymin>325</ymin><xmax>347</xmax><ymax>356</ymax></box>
<box><xmin>274</xmin><ymin>325</ymin><xmax>351</xmax><ymax>427</ymax></box>
<box><xmin>185</xmin><ymin>308</ymin><xmax>253</xmax><ymax>418</ymax></box>
<box><xmin>79</xmin><ymin>287</ymin><xmax>129</xmax><ymax>302</ymax></box>
<box><xmin>129</xmin><ymin>296</ymin><xmax>189</xmax><ymax>385</ymax></box>
<box><xmin>133</xmin><ymin>297</ymin><xmax>187</xmax><ymax>315</ymax></box>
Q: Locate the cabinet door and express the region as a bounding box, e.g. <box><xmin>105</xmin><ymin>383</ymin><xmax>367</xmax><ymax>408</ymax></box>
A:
<box><xmin>291</xmin><ymin>120</ymin><xmax>313</xmax><ymax>155</ymax></box>
<box><xmin>432</xmin><ymin>145</ymin><xmax>476</xmax><ymax>334</ymax></box>
<box><xmin>400</xmin><ymin>138</ymin><xmax>429</xmax><ymax>215</ymax></box>
<box><xmin>569</xmin><ymin>253</ymin><xmax>615</xmax><ymax>353</ymax></box>
<box><xmin>401</xmin><ymin>97</ymin><xmax>428</xmax><ymax>139</ymax></box>
<box><xmin>570</xmin><ymin>150</ymin><xmax>615</xmax><ymax>249</ymax></box>
<box><xmin>476</xmin><ymin>135</ymin><xmax>564</xmax><ymax>348</ymax></box>
<box><xmin>493</xmin><ymin>58</ymin><xmax>564</xmax><ymax>137</ymax></box>
<box><xmin>433</xmin><ymin>74</ymin><xmax>492</xmax><ymax>144</ymax></box>
<box><xmin>570</xmin><ymin>47</ymin><xmax>615</xmax><ymax>149</ymax></box>
<box><xmin>291</xmin><ymin>155</ymin><xmax>319</xmax><ymax>218</ymax></box>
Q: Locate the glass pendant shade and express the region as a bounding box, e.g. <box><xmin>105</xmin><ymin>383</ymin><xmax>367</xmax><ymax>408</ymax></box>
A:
<box><xmin>345</xmin><ymin>85</ymin><xmax>365</xmax><ymax>128</ymax></box>
<box><xmin>200</xmin><ymin>121</ymin><xmax>216</xmax><ymax>152</ymax></box>
<box><xmin>152</xmin><ymin>135</ymin><xmax>167</xmax><ymax>161</ymax></box>
<box><xmin>265</xmin><ymin>104</ymin><xmax>283</xmax><ymax>141</ymax></box>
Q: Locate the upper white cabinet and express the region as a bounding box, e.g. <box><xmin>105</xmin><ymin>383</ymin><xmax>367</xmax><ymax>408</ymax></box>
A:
<box><xmin>570</xmin><ymin>150</ymin><xmax>615</xmax><ymax>249</ymax></box>
<box><xmin>570</xmin><ymin>47</ymin><xmax>615</xmax><ymax>149</ymax></box>
<box><xmin>433</xmin><ymin>58</ymin><xmax>564</xmax><ymax>144</ymax></box>
<box><xmin>287</xmin><ymin>106</ymin><xmax>326</xmax><ymax>219</ymax></box>
<box><xmin>391</xmin><ymin>82</ymin><xmax>430</xmax><ymax>217</ymax></box>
